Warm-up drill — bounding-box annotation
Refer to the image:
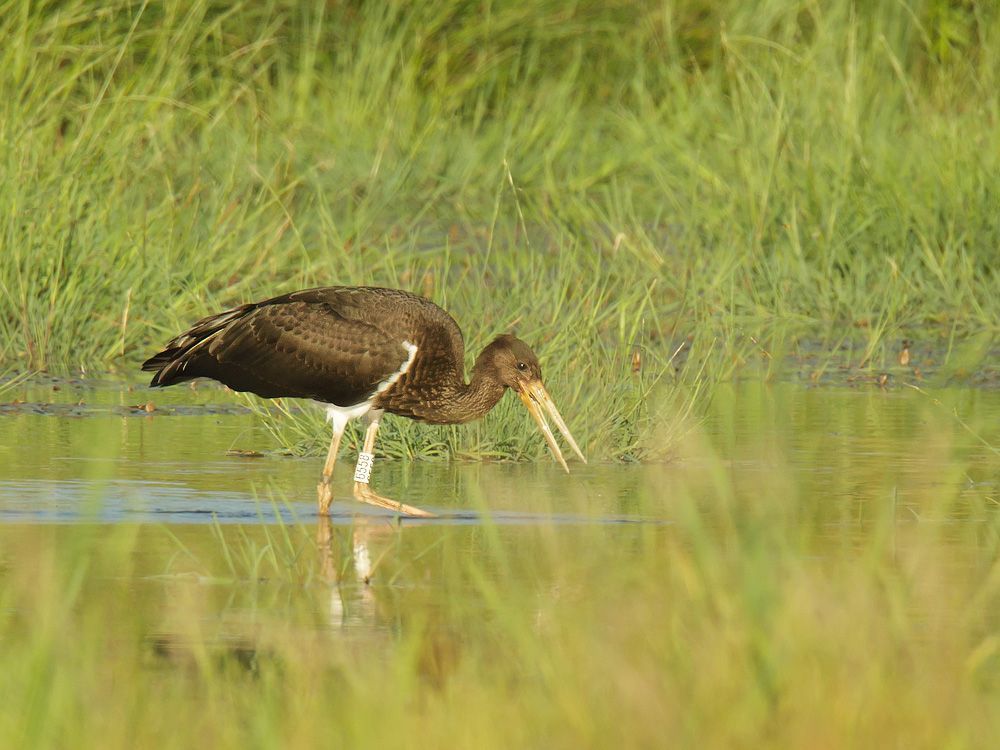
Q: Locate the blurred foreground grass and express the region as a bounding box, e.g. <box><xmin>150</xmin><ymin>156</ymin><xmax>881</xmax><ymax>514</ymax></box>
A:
<box><xmin>1</xmin><ymin>383</ymin><xmax>999</xmax><ymax>747</ymax></box>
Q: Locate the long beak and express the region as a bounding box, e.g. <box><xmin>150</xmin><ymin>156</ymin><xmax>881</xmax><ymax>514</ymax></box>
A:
<box><xmin>517</xmin><ymin>380</ymin><xmax>587</xmax><ymax>473</ymax></box>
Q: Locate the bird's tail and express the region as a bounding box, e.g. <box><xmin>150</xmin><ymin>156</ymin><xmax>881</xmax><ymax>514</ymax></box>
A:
<box><xmin>142</xmin><ymin>305</ymin><xmax>251</xmax><ymax>387</ymax></box>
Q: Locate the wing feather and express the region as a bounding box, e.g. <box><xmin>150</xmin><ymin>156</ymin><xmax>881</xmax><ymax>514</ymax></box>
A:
<box><xmin>146</xmin><ymin>301</ymin><xmax>410</xmax><ymax>405</ymax></box>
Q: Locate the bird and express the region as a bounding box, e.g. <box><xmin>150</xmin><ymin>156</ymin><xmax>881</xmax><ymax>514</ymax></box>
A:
<box><xmin>142</xmin><ymin>286</ymin><xmax>586</xmax><ymax>517</ymax></box>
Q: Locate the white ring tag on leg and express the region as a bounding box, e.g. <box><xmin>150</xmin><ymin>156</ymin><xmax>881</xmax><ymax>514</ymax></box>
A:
<box><xmin>353</xmin><ymin>452</ymin><xmax>374</xmax><ymax>484</ymax></box>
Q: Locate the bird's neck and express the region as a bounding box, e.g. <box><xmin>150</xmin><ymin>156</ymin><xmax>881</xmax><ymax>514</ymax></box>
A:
<box><xmin>449</xmin><ymin>369</ymin><xmax>506</xmax><ymax>424</ymax></box>
<box><xmin>435</xmin><ymin>359</ymin><xmax>506</xmax><ymax>424</ymax></box>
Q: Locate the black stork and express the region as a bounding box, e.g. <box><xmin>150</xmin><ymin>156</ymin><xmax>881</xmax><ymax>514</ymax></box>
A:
<box><xmin>142</xmin><ymin>286</ymin><xmax>586</xmax><ymax>517</ymax></box>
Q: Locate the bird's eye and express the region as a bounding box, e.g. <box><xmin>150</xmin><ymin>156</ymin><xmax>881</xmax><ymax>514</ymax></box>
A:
<box><xmin>517</xmin><ymin>361</ymin><xmax>528</xmax><ymax>371</ymax></box>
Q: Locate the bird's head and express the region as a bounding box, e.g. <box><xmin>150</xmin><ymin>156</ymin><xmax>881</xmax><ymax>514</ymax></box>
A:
<box><xmin>483</xmin><ymin>334</ymin><xmax>543</xmax><ymax>390</ymax></box>
<box><xmin>478</xmin><ymin>334</ymin><xmax>586</xmax><ymax>472</ymax></box>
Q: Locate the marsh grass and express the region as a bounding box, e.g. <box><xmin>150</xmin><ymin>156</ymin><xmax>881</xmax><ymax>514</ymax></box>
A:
<box><xmin>1</xmin><ymin>1</ymin><xmax>997</xmax><ymax>456</ymax></box>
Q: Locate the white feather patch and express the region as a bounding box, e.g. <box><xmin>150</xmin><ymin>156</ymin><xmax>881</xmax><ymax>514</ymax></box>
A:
<box><xmin>322</xmin><ymin>400</ymin><xmax>375</xmax><ymax>433</ymax></box>
<box><xmin>316</xmin><ymin>341</ymin><xmax>416</xmax><ymax>431</ymax></box>
<box><xmin>375</xmin><ymin>340</ymin><xmax>417</xmax><ymax>395</ymax></box>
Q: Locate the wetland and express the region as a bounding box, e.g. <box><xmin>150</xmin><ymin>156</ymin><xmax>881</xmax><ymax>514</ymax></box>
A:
<box><xmin>3</xmin><ymin>1</ymin><xmax>1000</xmax><ymax>746</ymax></box>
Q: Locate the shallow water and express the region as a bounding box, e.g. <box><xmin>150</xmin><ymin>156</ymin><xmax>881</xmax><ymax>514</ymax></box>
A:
<box><xmin>1</xmin><ymin>376</ymin><xmax>998</xmax><ymax>645</ymax></box>
<box><xmin>2</xmin><ymin>375</ymin><xmax>997</xmax><ymax>524</ymax></box>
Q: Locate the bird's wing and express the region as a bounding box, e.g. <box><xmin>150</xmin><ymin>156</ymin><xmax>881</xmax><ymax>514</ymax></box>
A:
<box><xmin>156</xmin><ymin>301</ymin><xmax>413</xmax><ymax>405</ymax></box>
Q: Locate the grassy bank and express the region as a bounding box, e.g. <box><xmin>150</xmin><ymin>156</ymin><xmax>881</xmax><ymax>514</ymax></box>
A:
<box><xmin>1</xmin><ymin>0</ymin><xmax>998</xmax><ymax>459</ymax></box>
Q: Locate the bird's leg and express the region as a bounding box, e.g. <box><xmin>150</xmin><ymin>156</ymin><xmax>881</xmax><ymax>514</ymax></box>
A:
<box><xmin>317</xmin><ymin>420</ymin><xmax>346</xmax><ymax>515</ymax></box>
<box><xmin>352</xmin><ymin>415</ymin><xmax>434</xmax><ymax>517</ymax></box>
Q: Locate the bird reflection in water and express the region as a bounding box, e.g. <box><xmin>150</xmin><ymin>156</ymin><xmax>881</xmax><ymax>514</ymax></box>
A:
<box><xmin>315</xmin><ymin>516</ymin><xmax>400</xmax><ymax>626</ymax></box>
<box><xmin>315</xmin><ymin>516</ymin><xmax>461</xmax><ymax>687</ymax></box>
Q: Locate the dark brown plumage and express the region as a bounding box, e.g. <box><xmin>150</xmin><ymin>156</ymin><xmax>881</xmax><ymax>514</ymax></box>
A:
<box><xmin>143</xmin><ymin>286</ymin><xmax>585</xmax><ymax>516</ymax></box>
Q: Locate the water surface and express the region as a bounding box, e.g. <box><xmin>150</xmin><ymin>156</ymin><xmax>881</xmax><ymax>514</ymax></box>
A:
<box><xmin>1</xmin><ymin>376</ymin><xmax>998</xmax><ymax>647</ymax></box>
